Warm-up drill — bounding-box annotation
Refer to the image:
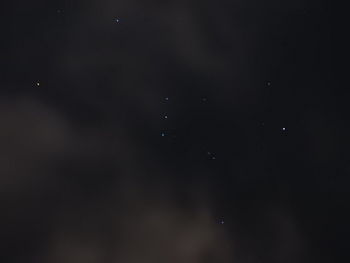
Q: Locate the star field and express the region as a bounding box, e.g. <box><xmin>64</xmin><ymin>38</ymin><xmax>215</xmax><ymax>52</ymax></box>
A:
<box><xmin>1</xmin><ymin>1</ymin><xmax>342</xmax><ymax>263</ymax></box>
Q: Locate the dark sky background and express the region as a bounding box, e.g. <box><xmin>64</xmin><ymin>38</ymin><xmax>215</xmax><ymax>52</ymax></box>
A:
<box><xmin>1</xmin><ymin>1</ymin><xmax>345</xmax><ymax>262</ymax></box>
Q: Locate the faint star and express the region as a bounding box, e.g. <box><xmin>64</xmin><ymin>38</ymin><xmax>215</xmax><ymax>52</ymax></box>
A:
<box><xmin>165</xmin><ymin>97</ymin><xmax>169</xmax><ymax>101</ymax></box>
<box><xmin>115</xmin><ymin>18</ymin><xmax>120</xmax><ymax>23</ymax></box>
<box><xmin>161</xmin><ymin>133</ymin><xmax>165</xmax><ymax>137</ymax></box>
<box><xmin>164</xmin><ymin>115</ymin><xmax>168</xmax><ymax>119</ymax></box>
<box><xmin>267</xmin><ymin>81</ymin><xmax>271</xmax><ymax>86</ymax></box>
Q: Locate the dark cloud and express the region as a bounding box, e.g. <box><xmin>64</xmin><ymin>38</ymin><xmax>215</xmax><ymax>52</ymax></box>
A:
<box><xmin>1</xmin><ymin>0</ymin><xmax>340</xmax><ymax>262</ymax></box>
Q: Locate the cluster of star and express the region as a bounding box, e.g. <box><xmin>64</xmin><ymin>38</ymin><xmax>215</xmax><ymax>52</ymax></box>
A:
<box><xmin>158</xmin><ymin>82</ymin><xmax>288</xmax><ymax>163</ymax></box>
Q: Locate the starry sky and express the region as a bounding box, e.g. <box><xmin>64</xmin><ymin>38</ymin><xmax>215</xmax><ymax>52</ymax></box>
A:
<box><xmin>1</xmin><ymin>1</ymin><xmax>345</xmax><ymax>263</ymax></box>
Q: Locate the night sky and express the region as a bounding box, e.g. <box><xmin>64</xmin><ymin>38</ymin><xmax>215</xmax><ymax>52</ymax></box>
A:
<box><xmin>1</xmin><ymin>1</ymin><xmax>344</xmax><ymax>263</ymax></box>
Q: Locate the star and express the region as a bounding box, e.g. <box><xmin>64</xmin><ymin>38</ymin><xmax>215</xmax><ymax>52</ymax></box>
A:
<box><xmin>282</xmin><ymin>127</ymin><xmax>286</xmax><ymax>131</ymax></box>
<box><xmin>36</xmin><ymin>82</ymin><xmax>40</xmax><ymax>86</ymax></box>
<box><xmin>164</xmin><ymin>115</ymin><xmax>168</xmax><ymax>119</ymax></box>
<box><xmin>165</xmin><ymin>97</ymin><xmax>169</xmax><ymax>101</ymax></box>
<box><xmin>161</xmin><ymin>132</ymin><xmax>165</xmax><ymax>137</ymax></box>
<box><xmin>115</xmin><ymin>18</ymin><xmax>120</xmax><ymax>23</ymax></box>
